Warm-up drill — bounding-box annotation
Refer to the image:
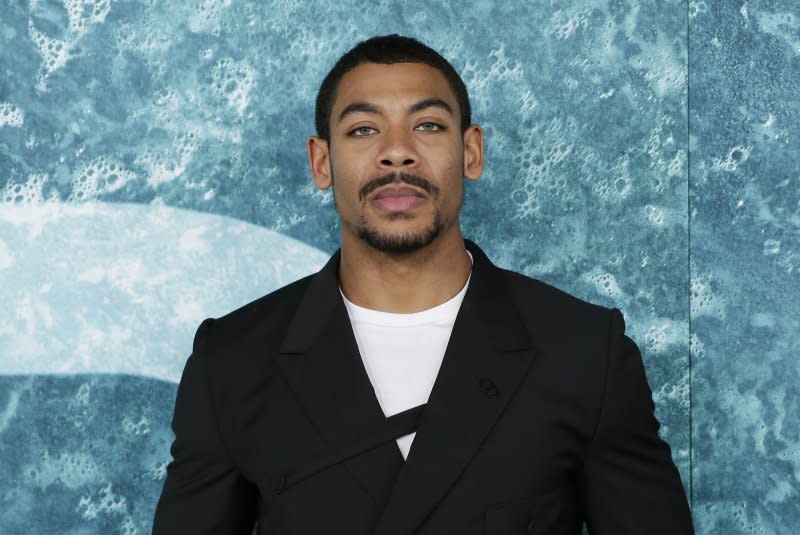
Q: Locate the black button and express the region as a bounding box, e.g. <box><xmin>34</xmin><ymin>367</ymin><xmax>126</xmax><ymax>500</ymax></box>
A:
<box><xmin>479</xmin><ymin>378</ymin><xmax>500</xmax><ymax>398</ymax></box>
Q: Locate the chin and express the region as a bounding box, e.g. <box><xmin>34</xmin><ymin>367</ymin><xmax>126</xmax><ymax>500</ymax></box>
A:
<box><xmin>358</xmin><ymin>224</ymin><xmax>443</xmax><ymax>254</ymax></box>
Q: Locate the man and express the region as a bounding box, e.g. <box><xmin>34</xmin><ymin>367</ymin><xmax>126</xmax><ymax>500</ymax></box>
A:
<box><xmin>153</xmin><ymin>35</ymin><xmax>694</xmax><ymax>534</ymax></box>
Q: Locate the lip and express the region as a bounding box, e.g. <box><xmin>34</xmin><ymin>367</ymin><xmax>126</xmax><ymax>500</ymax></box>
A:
<box><xmin>371</xmin><ymin>186</ymin><xmax>426</xmax><ymax>200</ymax></box>
<box><xmin>370</xmin><ymin>186</ymin><xmax>427</xmax><ymax>212</ymax></box>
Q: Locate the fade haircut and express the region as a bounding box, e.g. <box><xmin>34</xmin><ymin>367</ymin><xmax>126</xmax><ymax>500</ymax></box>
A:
<box><xmin>314</xmin><ymin>34</ymin><xmax>472</xmax><ymax>141</ymax></box>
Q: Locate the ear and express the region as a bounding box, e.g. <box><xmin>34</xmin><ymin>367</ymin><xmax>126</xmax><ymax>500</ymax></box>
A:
<box><xmin>307</xmin><ymin>136</ymin><xmax>332</xmax><ymax>189</ymax></box>
<box><xmin>462</xmin><ymin>124</ymin><xmax>484</xmax><ymax>181</ymax></box>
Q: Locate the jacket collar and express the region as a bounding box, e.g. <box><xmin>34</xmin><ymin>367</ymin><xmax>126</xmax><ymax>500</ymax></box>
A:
<box><xmin>280</xmin><ymin>239</ymin><xmax>529</xmax><ymax>354</ymax></box>
<box><xmin>276</xmin><ymin>240</ymin><xmax>536</xmax><ymax>532</ymax></box>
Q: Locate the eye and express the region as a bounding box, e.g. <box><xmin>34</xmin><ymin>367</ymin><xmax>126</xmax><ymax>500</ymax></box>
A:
<box><xmin>415</xmin><ymin>122</ymin><xmax>444</xmax><ymax>132</ymax></box>
<box><xmin>349</xmin><ymin>126</ymin><xmax>377</xmax><ymax>136</ymax></box>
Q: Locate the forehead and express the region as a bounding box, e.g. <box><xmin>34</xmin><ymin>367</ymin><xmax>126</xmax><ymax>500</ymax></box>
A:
<box><xmin>332</xmin><ymin>62</ymin><xmax>459</xmax><ymax>115</ymax></box>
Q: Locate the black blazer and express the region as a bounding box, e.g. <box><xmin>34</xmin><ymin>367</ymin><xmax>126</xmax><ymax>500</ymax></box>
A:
<box><xmin>153</xmin><ymin>240</ymin><xmax>694</xmax><ymax>534</ymax></box>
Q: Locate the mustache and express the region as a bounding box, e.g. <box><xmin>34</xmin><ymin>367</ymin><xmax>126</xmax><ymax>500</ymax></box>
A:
<box><xmin>358</xmin><ymin>172</ymin><xmax>440</xmax><ymax>202</ymax></box>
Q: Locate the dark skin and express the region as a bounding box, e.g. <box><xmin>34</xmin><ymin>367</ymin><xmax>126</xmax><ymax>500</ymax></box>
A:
<box><xmin>307</xmin><ymin>62</ymin><xmax>484</xmax><ymax>313</ymax></box>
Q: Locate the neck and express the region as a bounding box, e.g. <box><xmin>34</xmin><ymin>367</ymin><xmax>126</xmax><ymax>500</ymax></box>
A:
<box><xmin>338</xmin><ymin>228</ymin><xmax>472</xmax><ymax>313</ymax></box>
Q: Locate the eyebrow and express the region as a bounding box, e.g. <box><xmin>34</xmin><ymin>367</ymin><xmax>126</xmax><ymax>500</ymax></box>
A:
<box><xmin>409</xmin><ymin>98</ymin><xmax>453</xmax><ymax>116</ymax></box>
<box><xmin>336</xmin><ymin>98</ymin><xmax>455</xmax><ymax>125</ymax></box>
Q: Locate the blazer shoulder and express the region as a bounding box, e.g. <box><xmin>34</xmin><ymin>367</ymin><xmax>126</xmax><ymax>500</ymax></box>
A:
<box><xmin>192</xmin><ymin>273</ymin><xmax>314</xmax><ymax>355</ymax></box>
<box><xmin>500</xmin><ymin>267</ymin><xmax>613</xmax><ymax>323</ymax></box>
<box><xmin>495</xmin><ymin>266</ymin><xmax>627</xmax><ymax>360</ymax></box>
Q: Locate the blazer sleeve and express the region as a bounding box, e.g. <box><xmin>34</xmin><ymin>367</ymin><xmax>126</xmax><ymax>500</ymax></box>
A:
<box><xmin>152</xmin><ymin>319</ymin><xmax>257</xmax><ymax>534</ymax></box>
<box><xmin>581</xmin><ymin>309</ymin><xmax>694</xmax><ymax>534</ymax></box>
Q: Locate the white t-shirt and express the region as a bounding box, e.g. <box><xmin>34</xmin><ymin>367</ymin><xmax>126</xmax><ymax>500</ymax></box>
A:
<box><xmin>340</xmin><ymin>252</ymin><xmax>472</xmax><ymax>460</ymax></box>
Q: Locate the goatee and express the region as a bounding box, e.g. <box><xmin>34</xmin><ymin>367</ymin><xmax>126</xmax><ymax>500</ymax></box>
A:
<box><xmin>357</xmin><ymin>211</ymin><xmax>443</xmax><ymax>254</ymax></box>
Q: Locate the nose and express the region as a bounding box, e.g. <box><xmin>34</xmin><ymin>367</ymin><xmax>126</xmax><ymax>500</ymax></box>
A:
<box><xmin>377</xmin><ymin>127</ymin><xmax>418</xmax><ymax>169</ymax></box>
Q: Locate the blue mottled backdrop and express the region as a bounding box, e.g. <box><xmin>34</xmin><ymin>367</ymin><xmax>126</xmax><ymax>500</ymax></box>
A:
<box><xmin>0</xmin><ymin>0</ymin><xmax>796</xmax><ymax>533</ymax></box>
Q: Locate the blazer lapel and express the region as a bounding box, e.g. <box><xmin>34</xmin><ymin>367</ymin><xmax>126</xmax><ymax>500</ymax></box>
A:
<box><xmin>373</xmin><ymin>241</ymin><xmax>536</xmax><ymax>535</ymax></box>
<box><xmin>275</xmin><ymin>252</ymin><xmax>405</xmax><ymax>511</ymax></box>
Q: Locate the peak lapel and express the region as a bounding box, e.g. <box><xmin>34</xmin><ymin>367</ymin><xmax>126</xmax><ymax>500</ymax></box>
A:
<box><xmin>373</xmin><ymin>241</ymin><xmax>536</xmax><ymax>535</ymax></box>
<box><xmin>275</xmin><ymin>251</ymin><xmax>404</xmax><ymax>510</ymax></box>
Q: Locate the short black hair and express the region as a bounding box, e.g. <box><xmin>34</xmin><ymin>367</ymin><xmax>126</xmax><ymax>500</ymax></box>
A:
<box><xmin>314</xmin><ymin>34</ymin><xmax>472</xmax><ymax>141</ymax></box>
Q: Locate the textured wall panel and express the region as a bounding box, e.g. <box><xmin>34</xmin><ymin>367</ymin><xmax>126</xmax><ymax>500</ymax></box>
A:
<box><xmin>0</xmin><ymin>375</ymin><xmax>175</xmax><ymax>533</ymax></box>
<box><xmin>689</xmin><ymin>1</ymin><xmax>800</xmax><ymax>533</ymax></box>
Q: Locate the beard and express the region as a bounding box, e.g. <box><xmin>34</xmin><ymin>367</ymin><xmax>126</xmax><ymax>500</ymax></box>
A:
<box><xmin>333</xmin><ymin>170</ymin><xmax>444</xmax><ymax>254</ymax></box>
<box><xmin>356</xmin><ymin>210</ymin><xmax>443</xmax><ymax>254</ymax></box>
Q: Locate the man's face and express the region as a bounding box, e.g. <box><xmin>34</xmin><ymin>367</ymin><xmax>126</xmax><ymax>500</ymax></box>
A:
<box><xmin>308</xmin><ymin>62</ymin><xmax>483</xmax><ymax>254</ymax></box>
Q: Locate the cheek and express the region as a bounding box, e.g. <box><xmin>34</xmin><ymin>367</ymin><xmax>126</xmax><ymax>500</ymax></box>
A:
<box><xmin>329</xmin><ymin>156</ymin><xmax>360</xmax><ymax>198</ymax></box>
<box><xmin>443</xmin><ymin>152</ymin><xmax>464</xmax><ymax>184</ymax></box>
<box><xmin>332</xmin><ymin>179</ymin><xmax>358</xmax><ymax>205</ymax></box>
<box><xmin>424</xmin><ymin>147</ymin><xmax>458</xmax><ymax>178</ymax></box>
<box><xmin>332</xmin><ymin>176</ymin><xmax>368</xmax><ymax>212</ymax></box>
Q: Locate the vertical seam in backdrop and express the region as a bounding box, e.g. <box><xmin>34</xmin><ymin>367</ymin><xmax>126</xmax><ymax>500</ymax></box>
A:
<box><xmin>686</xmin><ymin>0</ymin><xmax>694</xmax><ymax>508</ymax></box>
